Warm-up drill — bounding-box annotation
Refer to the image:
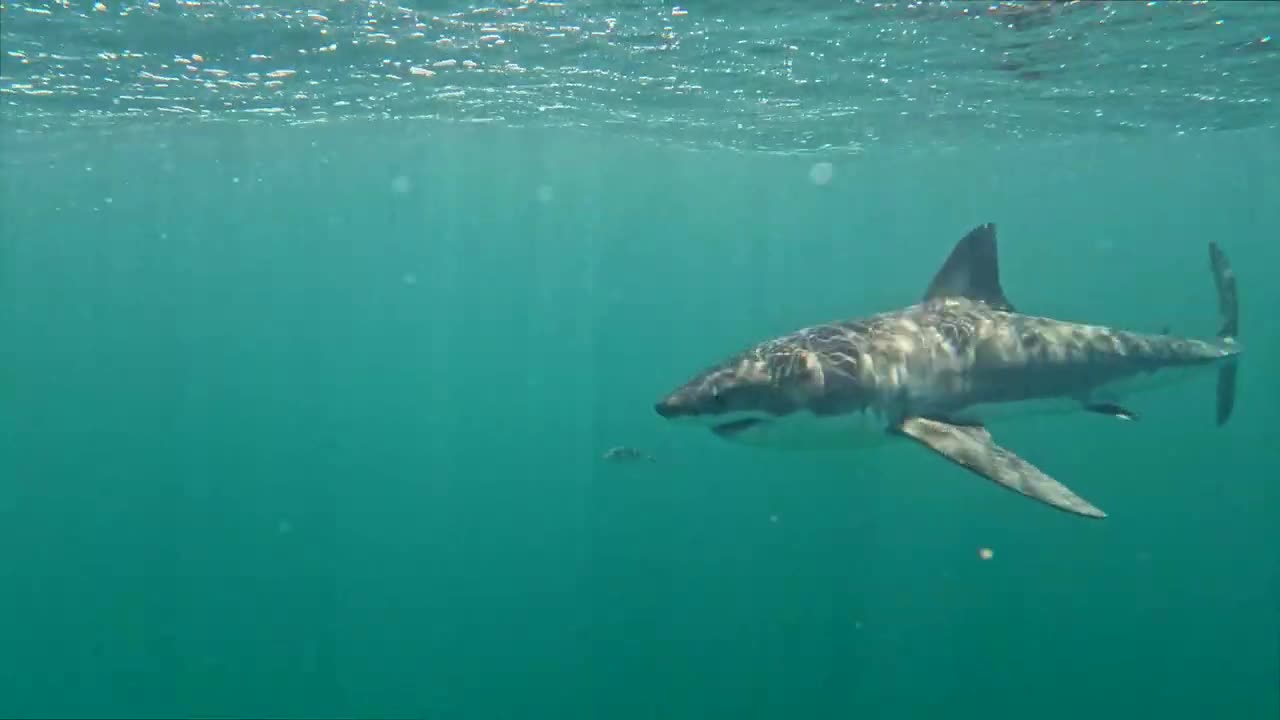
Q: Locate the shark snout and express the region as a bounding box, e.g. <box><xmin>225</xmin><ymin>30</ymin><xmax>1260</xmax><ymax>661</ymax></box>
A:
<box><xmin>655</xmin><ymin>390</ymin><xmax>697</xmax><ymax>419</ymax></box>
<box><xmin>654</xmin><ymin>396</ymin><xmax>682</xmax><ymax>419</ymax></box>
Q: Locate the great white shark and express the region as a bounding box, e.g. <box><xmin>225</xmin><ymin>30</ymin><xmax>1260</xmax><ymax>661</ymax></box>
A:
<box><xmin>653</xmin><ymin>223</ymin><xmax>1241</xmax><ymax>519</ymax></box>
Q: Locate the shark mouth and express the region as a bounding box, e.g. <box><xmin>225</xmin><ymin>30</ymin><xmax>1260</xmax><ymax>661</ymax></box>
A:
<box><xmin>712</xmin><ymin>417</ymin><xmax>770</xmax><ymax>437</ymax></box>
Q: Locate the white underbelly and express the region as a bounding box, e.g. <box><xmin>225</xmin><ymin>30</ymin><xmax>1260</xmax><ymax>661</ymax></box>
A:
<box><xmin>721</xmin><ymin>410</ymin><xmax>892</xmax><ymax>452</ymax></box>
<box><xmin>957</xmin><ymin>396</ymin><xmax>1084</xmax><ymax>425</ymax></box>
<box><xmin>957</xmin><ymin>363</ymin><xmax>1215</xmax><ymax>425</ymax></box>
<box><xmin>1092</xmin><ymin>364</ymin><xmax>1208</xmax><ymax>399</ymax></box>
<box><xmin>710</xmin><ymin>361</ymin><xmax>1222</xmax><ymax>450</ymax></box>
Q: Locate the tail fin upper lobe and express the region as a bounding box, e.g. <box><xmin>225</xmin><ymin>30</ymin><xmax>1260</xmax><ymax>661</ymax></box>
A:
<box><xmin>1209</xmin><ymin>242</ymin><xmax>1238</xmax><ymax>426</ymax></box>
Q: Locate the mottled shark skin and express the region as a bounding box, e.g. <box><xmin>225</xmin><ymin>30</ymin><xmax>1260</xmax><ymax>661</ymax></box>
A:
<box><xmin>654</xmin><ymin>223</ymin><xmax>1242</xmax><ymax>519</ymax></box>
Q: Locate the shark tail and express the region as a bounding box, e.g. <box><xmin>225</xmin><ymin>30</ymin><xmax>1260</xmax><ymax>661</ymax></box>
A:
<box><xmin>1209</xmin><ymin>242</ymin><xmax>1238</xmax><ymax>426</ymax></box>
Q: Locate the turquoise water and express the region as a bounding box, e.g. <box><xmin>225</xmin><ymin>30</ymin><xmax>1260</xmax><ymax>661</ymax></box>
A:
<box><xmin>2</xmin><ymin>2</ymin><xmax>1278</xmax><ymax>719</ymax></box>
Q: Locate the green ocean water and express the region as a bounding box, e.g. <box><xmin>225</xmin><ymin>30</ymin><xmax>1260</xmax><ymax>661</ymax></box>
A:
<box><xmin>3</xmin><ymin>2</ymin><xmax>1279</xmax><ymax>719</ymax></box>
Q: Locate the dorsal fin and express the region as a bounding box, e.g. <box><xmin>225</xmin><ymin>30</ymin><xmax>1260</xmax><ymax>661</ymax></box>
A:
<box><xmin>922</xmin><ymin>222</ymin><xmax>1016</xmax><ymax>312</ymax></box>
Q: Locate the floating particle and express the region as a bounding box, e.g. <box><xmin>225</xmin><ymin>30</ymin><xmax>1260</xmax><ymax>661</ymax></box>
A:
<box><xmin>277</xmin><ymin>520</ymin><xmax>293</xmax><ymax>535</ymax></box>
<box><xmin>978</xmin><ymin>547</ymin><xmax>994</xmax><ymax>561</ymax></box>
<box><xmin>769</xmin><ymin>514</ymin><xmax>779</xmax><ymax>524</ymax></box>
<box><xmin>535</xmin><ymin>184</ymin><xmax>554</xmax><ymax>203</ymax></box>
<box><xmin>809</xmin><ymin>161</ymin><xmax>834</xmax><ymax>185</ymax></box>
<box><xmin>94</xmin><ymin>2</ymin><xmax>107</xmax><ymax>11</ymax></box>
<box><xmin>390</xmin><ymin>175</ymin><xmax>412</xmax><ymax>194</ymax></box>
<box><xmin>402</xmin><ymin>273</ymin><xmax>418</xmax><ymax>286</ymax></box>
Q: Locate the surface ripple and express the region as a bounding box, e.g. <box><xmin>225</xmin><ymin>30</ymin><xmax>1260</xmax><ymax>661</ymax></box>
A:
<box><xmin>2</xmin><ymin>0</ymin><xmax>1276</xmax><ymax>153</ymax></box>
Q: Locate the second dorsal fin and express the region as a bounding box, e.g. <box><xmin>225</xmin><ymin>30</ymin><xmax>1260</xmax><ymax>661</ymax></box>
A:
<box><xmin>922</xmin><ymin>222</ymin><xmax>1016</xmax><ymax>312</ymax></box>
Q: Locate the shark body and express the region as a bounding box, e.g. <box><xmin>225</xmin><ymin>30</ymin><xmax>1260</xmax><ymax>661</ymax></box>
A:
<box><xmin>653</xmin><ymin>223</ymin><xmax>1241</xmax><ymax>519</ymax></box>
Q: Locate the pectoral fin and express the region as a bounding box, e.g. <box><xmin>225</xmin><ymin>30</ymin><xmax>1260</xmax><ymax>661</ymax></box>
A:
<box><xmin>896</xmin><ymin>416</ymin><xmax>1107</xmax><ymax>519</ymax></box>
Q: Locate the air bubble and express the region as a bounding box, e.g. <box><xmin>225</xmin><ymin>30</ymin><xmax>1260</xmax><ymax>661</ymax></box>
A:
<box><xmin>809</xmin><ymin>161</ymin><xmax>834</xmax><ymax>185</ymax></box>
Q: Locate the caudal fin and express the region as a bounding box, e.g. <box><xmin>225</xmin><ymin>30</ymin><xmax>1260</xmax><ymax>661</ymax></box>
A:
<box><xmin>1209</xmin><ymin>242</ymin><xmax>1238</xmax><ymax>425</ymax></box>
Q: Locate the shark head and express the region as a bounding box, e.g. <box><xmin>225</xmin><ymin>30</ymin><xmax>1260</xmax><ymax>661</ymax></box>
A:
<box><xmin>654</xmin><ymin>342</ymin><xmax>883</xmax><ymax>448</ymax></box>
<box><xmin>654</xmin><ymin>349</ymin><xmax>816</xmax><ymax>440</ymax></box>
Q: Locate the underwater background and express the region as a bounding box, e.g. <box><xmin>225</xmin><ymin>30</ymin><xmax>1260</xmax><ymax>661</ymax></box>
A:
<box><xmin>2</xmin><ymin>1</ymin><xmax>1277</xmax><ymax>718</ymax></box>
